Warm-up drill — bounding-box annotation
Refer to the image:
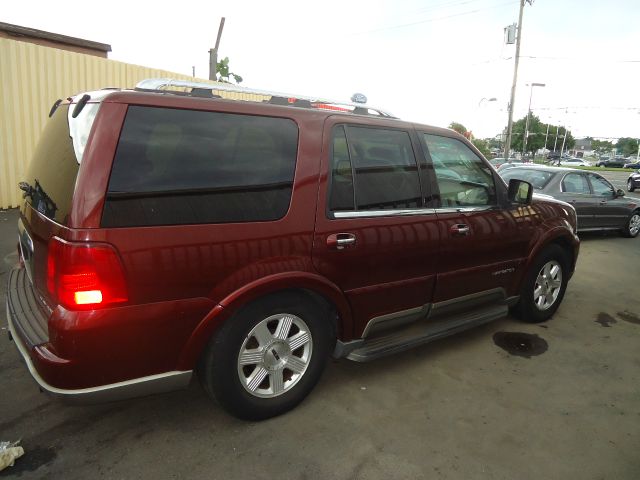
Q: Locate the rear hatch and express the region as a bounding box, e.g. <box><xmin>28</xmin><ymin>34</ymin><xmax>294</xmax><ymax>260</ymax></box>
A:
<box><xmin>19</xmin><ymin>94</ymin><xmax>102</xmax><ymax>309</ymax></box>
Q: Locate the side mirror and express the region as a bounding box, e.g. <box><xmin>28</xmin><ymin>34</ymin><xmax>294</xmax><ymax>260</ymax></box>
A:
<box><xmin>616</xmin><ymin>188</ymin><xmax>625</xmax><ymax>198</ymax></box>
<box><xmin>508</xmin><ymin>178</ymin><xmax>533</xmax><ymax>205</ymax></box>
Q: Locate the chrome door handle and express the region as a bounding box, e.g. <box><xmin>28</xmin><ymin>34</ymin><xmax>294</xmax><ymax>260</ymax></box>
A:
<box><xmin>450</xmin><ymin>224</ymin><xmax>470</xmax><ymax>236</ymax></box>
<box><xmin>327</xmin><ymin>233</ymin><xmax>356</xmax><ymax>250</ymax></box>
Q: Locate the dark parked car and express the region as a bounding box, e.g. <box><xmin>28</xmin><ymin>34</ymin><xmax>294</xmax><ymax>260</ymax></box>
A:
<box><xmin>623</xmin><ymin>161</ymin><xmax>640</xmax><ymax>170</ymax></box>
<box><xmin>7</xmin><ymin>80</ymin><xmax>580</xmax><ymax>420</ymax></box>
<box><xmin>628</xmin><ymin>171</ymin><xmax>640</xmax><ymax>192</ymax></box>
<box><xmin>500</xmin><ymin>166</ymin><xmax>640</xmax><ymax>237</ymax></box>
<box><xmin>596</xmin><ymin>157</ymin><xmax>626</xmax><ymax>168</ymax></box>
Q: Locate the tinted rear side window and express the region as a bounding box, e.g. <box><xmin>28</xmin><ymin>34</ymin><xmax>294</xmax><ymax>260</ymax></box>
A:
<box><xmin>103</xmin><ymin>107</ymin><xmax>299</xmax><ymax>227</ymax></box>
<box><xmin>328</xmin><ymin>126</ymin><xmax>422</xmax><ymax>211</ymax></box>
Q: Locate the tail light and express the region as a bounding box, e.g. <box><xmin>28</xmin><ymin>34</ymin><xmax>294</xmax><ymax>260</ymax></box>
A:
<box><xmin>47</xmin><ymin>237</ymin><xmax>128</xmax><ymax>310</ymax></box>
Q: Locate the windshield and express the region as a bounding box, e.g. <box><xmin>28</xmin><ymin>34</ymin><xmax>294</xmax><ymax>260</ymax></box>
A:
<box><xmin>501</xmin><ymin>168</ymin><xmax>555</xmax><ymax>190</ymax></box>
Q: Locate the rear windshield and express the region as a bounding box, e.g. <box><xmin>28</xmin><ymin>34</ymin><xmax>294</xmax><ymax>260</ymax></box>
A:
<box><xmin>23</xmin><ymin>101</ymin><xmax>99</xmax><ymax>224</ymax></box>
<box><xmin>501</xmin><ymin>168</ymin><xmax>555</xmax><ymax>190</ymax></box>
<box><xmin>102</xmin><ymin>106</ymin><xmax>299</xmax><ymax>227</ymax></box>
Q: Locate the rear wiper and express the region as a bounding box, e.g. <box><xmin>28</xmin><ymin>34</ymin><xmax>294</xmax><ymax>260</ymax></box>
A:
<box><xmin>18</xmin><ymin>181</ymin><xmax>35</xmax><ymax>199</ymax></box>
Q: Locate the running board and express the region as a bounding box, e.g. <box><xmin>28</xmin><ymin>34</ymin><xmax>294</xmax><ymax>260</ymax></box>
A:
<box><xmin>346</xmin><ymin>304</ymin><xmax>508</xmax><ymax>362</ymax></box>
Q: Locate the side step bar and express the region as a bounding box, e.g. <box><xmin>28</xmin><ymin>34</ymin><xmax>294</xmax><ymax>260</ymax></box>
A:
<box><xmin>345</xmin><ymin>304</ymin><xmax>508</xmax><ymax>362</ymax></box>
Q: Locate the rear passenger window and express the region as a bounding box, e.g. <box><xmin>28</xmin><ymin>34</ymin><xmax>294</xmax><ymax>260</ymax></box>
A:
<box><xmin>102</xmin><ymin>107</ymin><xmax>298</xmax><ymax>227</ymax></box>
<box><xmin>328</xmin><ymin>126</ymin><xmax>422</xmax><ymax>212</ymax></box>
<box><xmin>423</xmin><ymin>134</ymin><xmax>496</xmax><ymax>207</ymax></box>
<box><xmin>562</xmin><ymin>173</ymin><xmax>590</xmax><ymax>194</ymax></box>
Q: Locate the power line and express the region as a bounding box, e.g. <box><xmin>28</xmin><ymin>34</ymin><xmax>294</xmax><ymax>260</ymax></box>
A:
<box><xmin>355</xmin><ymin>0</ymin><xmax>518</xmax><ymax>35</ymax></box>
<box><xmin>473</xmin><ymin>55</ymin><xmax>640</xmax><ymax>65</ymax></box>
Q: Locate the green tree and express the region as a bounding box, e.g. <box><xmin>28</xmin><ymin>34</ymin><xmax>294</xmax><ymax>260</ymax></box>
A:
<box><xmin>447</xmin><ymin>122</ymin><xmax>490</xmax><ymax>156</ymax></box>
<box><xmin>591</xmin><ymin>139</ymin><xmax>614</xmax><ymax>154</ymax></box>
<box><xmin>616</xmin><ymin>137</ymin><xmax>639</xmax><ymax>156</ymax></box>
<box><xmin>448</xmin><ymin>122</ymin><xmax>468</xmax><ymax>136</ymax></box>
<box><xmin>509</xmin><ymin>115</ymin><xmax>574</xmax><ymax>153</ymax></box>
<box><xmin>471</xmin><ymin>138</ymin><xmax>491</xmax><ymax>157</ymax></box>
<box><xmin>216</xmin><ymin>57</ymin><xmax>243</xmax><ymax>84</ymax></box>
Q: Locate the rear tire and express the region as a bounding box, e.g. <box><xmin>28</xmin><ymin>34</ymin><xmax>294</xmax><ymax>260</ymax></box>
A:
<box><xmin>513</xmin><ymin>245</ymin><xmax>569</xmax><ymax>323</ymax></box>
<box><xmin>198</xmin><ymin>292</ymin><xmax>332</xmax><ymax>421</ymax></box>
<box><xmin>621</xmin><ymin>211</ymin><xmax>640</xmax><ymax>238</ymax></box>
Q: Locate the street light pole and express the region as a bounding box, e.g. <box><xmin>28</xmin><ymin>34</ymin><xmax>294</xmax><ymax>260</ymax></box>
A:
<box><xmin>522</xmin><ymin>82</ymin><xmax>545</xmax><ymax>157</ymax></box>
<box><xmin>544</xmin><ymin>122</ymin><xmax>550</xmax><ymax>157</ymax></box>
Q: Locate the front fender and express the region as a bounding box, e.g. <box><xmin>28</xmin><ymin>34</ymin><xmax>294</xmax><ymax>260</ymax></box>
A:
<box><xmin>176</xmin><ymin>271</ymin><xmax>353</xmax><ymax>370</ymax></box>
<box><xmin>512</xmin><ymin>225</ymin><xmax>579</xmax><ymax>292</ymax></box>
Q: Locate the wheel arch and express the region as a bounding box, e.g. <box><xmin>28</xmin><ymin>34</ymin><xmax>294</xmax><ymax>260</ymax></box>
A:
<box><xmin>513</xmin><ymin>228</ymin><xmax>579</xmax><ymax>292</ymax></box>
<box><xmin>176</xmin><ymin>272</ymin><xmax>353</xmax><ymax>370</ymax></box>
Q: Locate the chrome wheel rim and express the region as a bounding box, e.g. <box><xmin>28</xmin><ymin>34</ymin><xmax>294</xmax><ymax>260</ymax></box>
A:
<box><xmin>533</xmin><ymin>260</ymin><xmax>562</xmax><ymax>311</ymax></box>
<box><xmin>629</xmin><ymin>214</ymin><xmax>640</xmax><ymax>236</ymax></box>
<box><xmin>628</xmin><ymin>180</ymin><xmax>633</xmax><ymax>191</ymax></box>
<box><xmin>237</xmin><ymin>313</ymin><xmax>312</xmax><ymax>398</ymax></box>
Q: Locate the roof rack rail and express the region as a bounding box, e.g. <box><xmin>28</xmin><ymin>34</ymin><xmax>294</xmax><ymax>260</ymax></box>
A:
<box><xmin>134</xmin><ymin>78</ymin><xmax>396</xmax><ymax>118</ymax></box>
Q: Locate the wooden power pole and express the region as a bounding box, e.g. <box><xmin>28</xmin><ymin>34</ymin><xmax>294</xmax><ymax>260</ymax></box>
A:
<box><xmin>209</xmin><ymin>17</ymin><xmax>226</xmax><ymax>81</ymax></box>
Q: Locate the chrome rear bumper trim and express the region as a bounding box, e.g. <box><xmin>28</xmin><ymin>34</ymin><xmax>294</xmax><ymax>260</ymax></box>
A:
<box><xmin>6</xmin><ymin>299</ymin><xmax>192</xmax><ymax>404</ymax></box>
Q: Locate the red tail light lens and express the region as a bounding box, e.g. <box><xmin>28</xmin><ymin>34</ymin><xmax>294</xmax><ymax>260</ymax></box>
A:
<box><xmin>47</xmin><ymin>237</ymin><xmax>128</xmax><ymax>310</ymax></box>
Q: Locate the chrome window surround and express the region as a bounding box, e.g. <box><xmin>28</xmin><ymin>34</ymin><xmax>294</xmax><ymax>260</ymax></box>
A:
<box><xmin>332</xmin><ymin>206</ymin><xmax>493</xmax><ymax>219</ymax></box>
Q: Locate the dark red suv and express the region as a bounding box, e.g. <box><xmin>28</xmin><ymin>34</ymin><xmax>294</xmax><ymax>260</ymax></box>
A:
<box><xmin>6</xmin><ymin>79</ymin><xmax>579</xmax><ymax>420</ymax></box>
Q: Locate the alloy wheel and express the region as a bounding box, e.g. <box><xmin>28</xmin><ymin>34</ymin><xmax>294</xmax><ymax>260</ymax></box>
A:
<box><xmin>629</xmin><ymin>214</ymin><xmax>640</xmax><ymax>237</ymax></box>
<box><xmin>237</xmin><ymin>313</ymin><xmax>313</xmax><ymax>398</ymax></box>
<box><xmin>533</xmin><ymin>260</ymin><xmax>563</xmax><ymax>311</ymax></box>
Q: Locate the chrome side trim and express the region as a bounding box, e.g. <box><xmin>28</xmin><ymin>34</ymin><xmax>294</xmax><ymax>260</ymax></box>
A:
<box><xmin>429</xmin><ymin>288</ymin><xmax>507</xmax><ymax>318</ymax></box>
<box><xmin>434</xmin><ymin>206</ymin><xmax>494</xmax><ymax>214</ymax></box>
<box><xmin>6</xmin><ymin>302</ymin><xmax>192</xmax><ymax>404</ymax></box>
<box><xmin>333</xmin><ymin>208</ymin><xmax>436</xmax><ymax>219</ymax></box>
<box><xmin>362</xmin><ymin>305</ymin><xmax>429</xmax><ymax>338</ymax></box>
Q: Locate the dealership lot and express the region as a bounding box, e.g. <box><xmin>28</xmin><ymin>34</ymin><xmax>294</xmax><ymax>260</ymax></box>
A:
<box><xmin>1</xmin><ymin>205</ymin><xmax>639</xmax><ymax>480</ymax></box>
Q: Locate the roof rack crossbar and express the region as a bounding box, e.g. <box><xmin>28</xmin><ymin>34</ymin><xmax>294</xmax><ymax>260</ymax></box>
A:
<box><xmin>134</xmin><ymin>78</ymin><xmax>395</xmax><ymax>118</ymax></box>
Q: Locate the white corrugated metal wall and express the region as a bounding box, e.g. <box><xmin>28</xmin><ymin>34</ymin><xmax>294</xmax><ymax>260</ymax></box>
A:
<box><xmin>0</xmin><ymin>37</ymin><xmax>260</xmax><ymax>209</ymax></box>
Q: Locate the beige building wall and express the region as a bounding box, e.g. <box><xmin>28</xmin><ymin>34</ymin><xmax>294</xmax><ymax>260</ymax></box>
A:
<box><xmin>0</xmin><ymin>37</ymin><xmax>260</xmax><ymax>210</ymax></box>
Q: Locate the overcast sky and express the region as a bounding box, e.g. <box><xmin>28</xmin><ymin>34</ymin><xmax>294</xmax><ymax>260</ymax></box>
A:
<box><xmin>4</xmin><ymin>0</ymin><xmax>639</xmax><ymax>140</ymax></box>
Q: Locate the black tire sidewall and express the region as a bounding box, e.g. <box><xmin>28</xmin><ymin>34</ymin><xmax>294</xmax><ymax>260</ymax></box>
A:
<box><xmin>201</xmin><ymin>293</ymin><xmax>331</xmax><ymax>421</ymax></box>
<box><xmin>519</xmin><ymin>245</ymin><xmax>569</xmax><ymax>323</ymax></box>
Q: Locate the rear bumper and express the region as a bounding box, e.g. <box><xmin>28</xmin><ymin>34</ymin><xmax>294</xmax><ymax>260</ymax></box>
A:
<box><xmin>6</xmin><ymin>268</ymin><xmax>192</xmax><ymax>404</ymax></box>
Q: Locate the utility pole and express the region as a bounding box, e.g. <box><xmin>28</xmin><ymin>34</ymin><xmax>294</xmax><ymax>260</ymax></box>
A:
<box><xmin>209</xmin><ymin>17</ymin><xmax>226</xmax><ymax>81</ymax></box>
<box><xmin>503</xmin><ymin>0</ymin><xmax>532</xmax><ymax>160</ymax></box>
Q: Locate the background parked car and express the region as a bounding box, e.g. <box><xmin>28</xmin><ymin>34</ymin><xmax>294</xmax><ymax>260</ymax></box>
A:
<box><xmin>623</xmin><ymin>161</ymin><xmax>640</xmax><ymax>169</ymax></box>
<box><xmin>500</xmin><ymin>165</ymin><xmax>640</xmax><ymax>237</ymax></box>
<box><xmin>490</xmin><ymin>157</ymin><xmax>521</xmax><ymax>169</ymax></box>
<box><xmin>628</xmin><ymin>171</ymin><xmax>640</xmax><ymax>192</ymax></box>
<box><xmin>557</xmin><ymin>158</ymin><xmax>591</xmax><ymax>167</ymax></box>
<box><xmin>595</xmin><ymin>157</ymin><xmax>626</xmax><ymax>168</ymax></box>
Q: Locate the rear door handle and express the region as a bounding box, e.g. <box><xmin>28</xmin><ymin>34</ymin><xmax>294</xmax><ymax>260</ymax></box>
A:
<box><xmin>450</xmin><ymin>224</ymin><xmax>470</xmax><ymax>236</ymax></box>
<box><xmin>327</xmin><ymin>233</ymin><xmax>356</xmax><ymax>250</ymax></box>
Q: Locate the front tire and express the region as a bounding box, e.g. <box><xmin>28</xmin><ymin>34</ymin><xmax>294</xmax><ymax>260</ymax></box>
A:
<box><xmin>621</xmin><ymin>211</ymin><xmax>640</xmax><ymax>238</ymax></box>
<box><xmin>513</xmin><ymin>245</ymin><xmax>569</xmax><ymax>323</ymax></box>
<box><xmin>199</xmin><ymin>293</ymin><xmax>332</xmax><ymax>421</ymax></box>
<box><xmin>628</xmin><ymin>179</ymin><xmax>635</xmax><ymax>192</ymax></box>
